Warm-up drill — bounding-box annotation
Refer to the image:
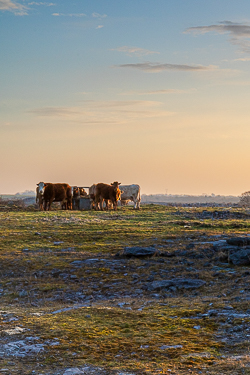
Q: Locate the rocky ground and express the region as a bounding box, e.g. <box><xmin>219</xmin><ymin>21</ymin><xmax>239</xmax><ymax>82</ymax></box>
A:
<box><xmin>0</xmin><ymin>207</ymin><xmax>249</xmax><ymax>374</ymax></box>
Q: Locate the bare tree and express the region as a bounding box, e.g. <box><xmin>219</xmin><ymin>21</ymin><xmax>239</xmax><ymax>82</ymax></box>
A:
<box><xmin>239</xmin><ymin>191</ymin><xmax>250</xmax><ymax>208</ymax></box>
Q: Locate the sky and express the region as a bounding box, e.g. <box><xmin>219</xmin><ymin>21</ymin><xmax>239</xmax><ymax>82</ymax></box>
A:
<box><xmin>1</xmin><ymin>0</ymin><xmax>250</xmax><ymax>195</ymax></box>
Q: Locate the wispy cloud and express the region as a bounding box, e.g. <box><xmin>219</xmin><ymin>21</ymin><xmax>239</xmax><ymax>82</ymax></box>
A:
<box><xmin>29</xmin><ymin>107</ymin><xmax>80</xmax><ymax>116</ymax></box>
<box><xmin>52</xmin><ymin>12</ymin><xmax>86</xmax><ymax>17</ymax></box>
<box><xmin>123</xmin><ymin>88</ymin><xmax>197</xmax><ymax>95</ymax></box>
<box><xmin>28</xmin><ymin>100</ymin><xmax>175</xmax><ymax>125</ymax></box>
<box><xmin>114</xmin><ymin>62</ymin><xmax>217</xmax><ymax>73</ymax></box>
<box><xmin>0</xmin><ymin>0</ymin><xmax>28</xmax><ymax>15</ymax></box>
<box><xmin>96</xmin><ymin>25</ymin><xmax>104</xmax><ymax>29</ymax></box>
<box><xmin>234</xmin><ymin>57</ymin><xmax>250</xmax><ymax>61</ymax></box>
<box><xmin>92</xmin><ymin>12</ymin><xmax>107</xmax><ymax>18</ymax></box>
<box><xmin>28</xmin><ymin>2</ymin><xmax>55</xmax><ymax>6</ymax></box>
<box><xmin>111</xmin><ymin>46</ymin><xmax>160</xmax><ymax>57</ymax></box>
<box><xmin>185</xmin><ymin>21</ymin><xmax>250</xmax><ymax>53</ymax></box>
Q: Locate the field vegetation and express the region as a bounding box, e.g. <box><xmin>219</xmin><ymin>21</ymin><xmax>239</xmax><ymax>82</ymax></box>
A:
<box><xmin>0</xmin><ymin>203</ymin><xmax>249</xmax><ymax>374</ymax></box>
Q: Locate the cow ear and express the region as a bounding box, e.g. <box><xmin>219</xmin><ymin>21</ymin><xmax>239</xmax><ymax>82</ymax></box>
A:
<box><xmin>120</xmin><ymin>190</ymin><xmax>124</xmax><ymax>194</ymax></box>
<box><xmin>119</xmin><ymin>182</ymin><xmax>121</xmax><ymax>185</ymax></box>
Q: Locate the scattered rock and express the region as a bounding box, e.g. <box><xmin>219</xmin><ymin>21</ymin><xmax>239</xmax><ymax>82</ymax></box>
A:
<box><xmin>3</xmin><ymin>327</ymin><xmax>26</xmax><ymax>335</ymax></box>
<box><xmin>63</xmin><ymin>369</ymin><xmax>85</xmax><ymax>375</ymax></box>
<box><xmin>160</xmin><ymin>345</ymin><xmax>183</xmax><ymax>349</ymax></box>
<box><xmin>19</xmin><ymin>290</ymin><xmax>28</xmax><ymax>297</ymax></box>
<box><xmin>146</xmin><ymin>278</ymin><xmax>206</xmax><ymax>292</ymax></box>
<box><xmin>2</xmin><ymin>337</ymin><xmax>44</xmax><ymax>357</ymax></box>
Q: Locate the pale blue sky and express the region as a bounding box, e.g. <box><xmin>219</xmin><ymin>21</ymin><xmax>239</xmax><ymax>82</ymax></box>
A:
<box><xmin>1</xmin><ymin>0</ymin><xmax>250</xmax><ymax>194</ymax></box>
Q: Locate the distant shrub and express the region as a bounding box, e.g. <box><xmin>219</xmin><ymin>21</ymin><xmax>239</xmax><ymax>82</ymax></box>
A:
<box><xmin>239</xmin><ymin>191</ymin><xmax>250</xmax><ymax>208</ymax></box>
<box><xmin>0</xmin><ymin>199</ymin><xmax>29</xmax><ymax>212</ymax></box>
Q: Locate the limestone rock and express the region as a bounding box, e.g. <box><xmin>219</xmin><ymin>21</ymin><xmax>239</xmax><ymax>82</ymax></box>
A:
<box><xmin>146</xmin><ymin>278</ymin><xmax>206</xmax><ymax>292</ymax></box>
<box><xmin>226</xmin><ymin>237</ymin><xmax>250</xmax><ymax>246</ymax></box>
<box><xmin>119</xmin><ymin>246</ymin><xmax>160</xmax><ymax>258</ymax></box>
<box><xmin>228</xmin><ymin>248</ymin><xmax>250</xmax><ymax>266</ymax></box>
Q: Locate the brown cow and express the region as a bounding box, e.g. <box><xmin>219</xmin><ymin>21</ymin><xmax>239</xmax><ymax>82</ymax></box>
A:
<box><xmin>94</xmin><ymin>182</ymin><xmax>122</xmax><ymax>211</ymax></box>
<box><xmin>39</xmin><ymin>182</ymin><xmax>72</xmax><ymax>211</ymax></box>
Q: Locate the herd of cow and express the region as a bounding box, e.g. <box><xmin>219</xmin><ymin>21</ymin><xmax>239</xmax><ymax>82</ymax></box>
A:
<box><xmin>36</xmin><ymin>182</ymin><xmax>141</xmax><ymax>211</ymax></box>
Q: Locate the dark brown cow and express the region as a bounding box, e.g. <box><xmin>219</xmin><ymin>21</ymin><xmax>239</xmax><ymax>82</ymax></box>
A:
<box><xmin>42</xmin><ymin>183</ymin><xmax>72</xmax><ymax>211</ymax></box>
<box><xmin>94</xmin><ymin>182</ymin><xmax>122</xmax><ymax>211</ymax></box>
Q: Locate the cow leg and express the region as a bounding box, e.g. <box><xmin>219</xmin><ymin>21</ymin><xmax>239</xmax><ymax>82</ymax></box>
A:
<box><xmin>100</xmin><ymin>200</ymin><xmax>104</xmax><ymax>211</ymax></box>
<box><xmin>133</xmin><ymin>199</ymin><xmax>137</xmax><ymax>209</ymax></box>
<box><xmin>94</xmin><ymin>196</ymin><xmax>100</xmax><ymax>210</ymax></box>
<box><xmin>99</xmin><ymin>198</ymin><xmax>104</xmax><ymax>211</ymax></box>
<box><xmin>48</xmin><ymin>198</ymin><xmax>53</xmax><ymax>211</ymax></box>
<box><xmin>43</xmin><ymin>198</ymin><xmax>48</xmax><ymax>211</ymax></box>
<box><xmin>39</xmin><ymin>197</ymin><xmax>44</xmax><ymax>211</ymax></box>
<box><xmin>113</xmin><ymin>200</ymin><xmax>117</xmax><ymax>211</ymax></box>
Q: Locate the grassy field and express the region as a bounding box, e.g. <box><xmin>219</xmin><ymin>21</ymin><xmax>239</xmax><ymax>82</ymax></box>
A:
<box><xmin>0</xmin><ymin>205</ymin><xmax>249</xmax><ymax>374</ymax></box>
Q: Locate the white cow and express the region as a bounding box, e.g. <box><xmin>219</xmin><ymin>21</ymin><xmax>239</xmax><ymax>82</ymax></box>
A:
<box><xmin>119</xmin><ymin>184</ymin><xmax>141</xmax><ymax>209</ymax></box>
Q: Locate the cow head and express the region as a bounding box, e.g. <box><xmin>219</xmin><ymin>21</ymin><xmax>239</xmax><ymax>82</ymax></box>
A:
<box><xmin>36</xmin><ymin>182</ymin><xmax>45</xmax><ymax>195</ymax></box>
<box><xmin>111</xmin><ymin>181</ymin><xmax>121</xmax><ymax>188</ymax></box>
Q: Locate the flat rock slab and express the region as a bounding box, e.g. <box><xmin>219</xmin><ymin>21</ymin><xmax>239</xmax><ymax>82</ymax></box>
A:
<box><xmin>226</xmin><ymin>237</ymin><xmax>250</xmax><ymax>246</ymax></box>
<box><xmin>118</xmin><ymin>247</ymin><xmax>160</xmax><ymax>258</ymax></box>
<box><xmin>146</xmin><ymin>278</ymin><xmax>206</xmax><ymax>292</ymax></box>
<box><xmin>229</xmin><ymin>248</ymin><xmax>250</xmax><ymax>266</ymax></box>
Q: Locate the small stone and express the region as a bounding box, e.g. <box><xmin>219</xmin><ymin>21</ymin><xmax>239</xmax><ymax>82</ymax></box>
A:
<box><xmin>160</xmin><ymin>345</ymin><xmax>183</xmax><ymax>349</ymax></box>
<box><xmin>63</xmin><ymin>369</ymin><xmax>84</xmax><ymax>375</ymax></box>
<box><xmin>19</xmin><ymin>290</ymin><xmax>28</xmax><ymax>297</ymax></box>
